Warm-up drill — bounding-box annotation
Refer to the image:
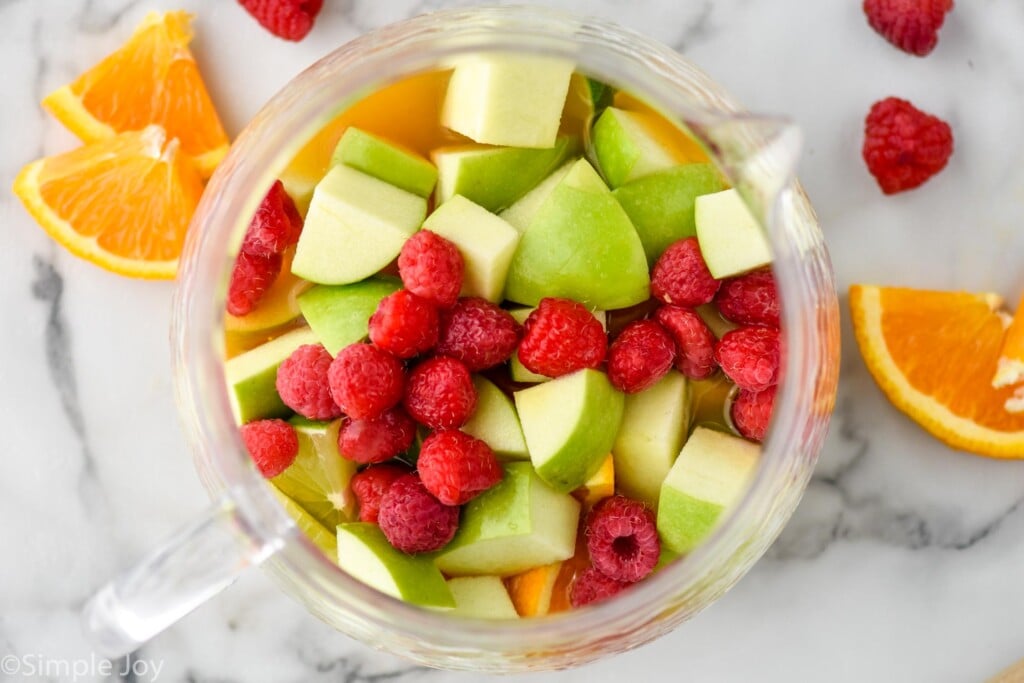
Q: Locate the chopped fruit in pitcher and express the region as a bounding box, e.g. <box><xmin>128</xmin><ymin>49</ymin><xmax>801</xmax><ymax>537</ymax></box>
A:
<box><xmin>224</xmin><ymin>63</ymin><xmax>783</xmax><ymax>616</ymax></box>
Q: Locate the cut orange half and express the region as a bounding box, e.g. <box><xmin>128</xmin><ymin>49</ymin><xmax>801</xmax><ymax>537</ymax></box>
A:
<box><xmin>850</xmin><ymin>285</ymin><xmax>1024</xmax><ymax>458</ymax></box>
<box><xmin>993</xmin><ymin>294</ymin><xmax>1024</xmax><ymax>395</ymax></box>
<box><xmin>13</xmin><ymin>126</ymin><xmax>204</xmax><ymax>279</ymax></box>
<box><xmin>42</xmin><ymin>11</ymin><xmax>228</xmax><ymax>177</ymax></box>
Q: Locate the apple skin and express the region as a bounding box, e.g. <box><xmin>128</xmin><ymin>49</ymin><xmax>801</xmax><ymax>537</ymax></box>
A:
<box><xmin>297</xmin><ymin>278</ymin><xmax>401</xmax><ymax>356</ymax></box>
<box><xmin>225</xmin><ymin>326</ymin><xmax>319</xmax><ymax>424</ymax></box>
<box><xmin>499</xmin><ymin>161</ymin><xmax>574</xmax><ymax>233</ymax></box>
<box><xmin>592</xmin><ymin>107</ymin><xmax>678</xmax><ymax>188</ymax></box>
<box><xmin>460</xmin><ymin>375</ymin><xmax>529</xmax><ymax>461</ymax></box>
<box><xmin>447</xmin><ymin>577</ymin><xmax>520</xmax><ymax>619</ymax></box>
<box><xmin>694</xmin><ymin>188</ymin><xmax>773</xmax><ymax>279</ymax></box>
<box><xmin>504</xmin><ymin>159</ymin><xmax>650</xmax><ymax>310</ymax></box>
<box><xmin>331</xmin><ymin>127</ymin><xmax>437</xmax><ymax>198</ymax></box>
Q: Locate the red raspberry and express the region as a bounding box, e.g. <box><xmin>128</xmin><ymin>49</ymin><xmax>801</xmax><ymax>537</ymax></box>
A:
<box><xmin>328</xmin><ymin>343</ymin><xmax>405</xmax><ymax>420</ymax></box>
<box><xmin>570</xmin><ymin>567</ymin><xmax>632</xmax><ymax>608</ymax></box>
<box><xmin>731</xmin><ymin>386</ymin><xmax>777</xmax><ymax>442</ymax></box>
<box><xmin>714</xmin><ymin>326</ymin><xmax>781</xmax><ymax>392</ymax></box>
<box><xmin>518</xmin><ymin>298</ymin><xmax>607</xmax><ymax>378</ymax></box>
<box><xmin>338</xmin><ymin>408</ymin><xmax>416</xmax><ymax>465</ymax></box>
<box><xmin>417</xmin><ymin>431</ymin><xmax>503</xmax><ymax>506</ymax></box>
<box><xmin>650</xmin><ymin>237</ymin><xmax>720</xmax><ymax>307</ymax></box>
<box><xmin>377</xmin><ymin>474</ymin><xmax>459</xmax><ymax>553</ymax></box>
<box><xmin>397</xmin><ymin>230</ymin><xmax>464</xmax><ymax>308</ymax></box>
<box><xmin>403</xmin><ymin>357</ymin><xmax>477</xmax><ymax>429</ymax></box>
<box><xmin>863</xmin><ymin>0</ymin><xmax>953</xmax><ymax>57</ymax></box>
<box><xmin>241</xmin><ymin>180</ymin><xmax>302</xmax><ymax>258</ymax></box>
<box><xmin>607</xmin><ymin>320</ymin><xmax>676</xmax><ymax>394</ymax></box>
<box><xmin>351</xmin><ymin>463</ymin><xmax>411</xmax><ymax>523</ymax></box>
<box><xmin>275</xmin><ymin>344</ymin><xmax>342</xmax><ymax>420</ymax></box>
<box><xmin>863</xmin><ymin>97</ymin><xmax>953</xmax><ymax>194</ymax></box>
<box><xmin>368</xmin><ymin>290</ymin><xmax>440</xmax><ymax>359</ymax></box>
<box><xmin>654</xmin><ymin>306</ymin><xmax>718</xmax><ymax>380</ymax></box>
<box><xmin>436</xmin><ymin>297</ymin><xmax>521</xmax><ymax>371</ymax></box>
<box><xmin>715</xmin><ymin>268</ymin><xmax>780</xmax><ymax>327</ymax></box>
<box><xmin>585</xmin><ymin>495</ymin><xmax>660</xmax><ymax>583</ymax></box>
<box><xmin>226</xmin><ymin>250</ymin><xmax>281</xmax><ymax>317</ymax></box>
<box><xmin>240</xmin><ymin>419</ymin><xmax>298</xmax><ymax>478</ymax></box>
<box><xmin>237</xmin><ymin>0</ymin><xmax>323</xmax><ymax>41</ymax></box>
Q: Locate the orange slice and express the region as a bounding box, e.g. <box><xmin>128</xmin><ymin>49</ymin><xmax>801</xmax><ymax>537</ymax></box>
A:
<box><xmin>42</xmin><ymin>11</ymin><xmax>227</xmax><ymax>177</ymax></box>
<box><xmin>993</xmin><ymin>294</ymin><xmax>1024</xmax><ymax>394</ymax></box>
<box><xmin>505</xmin><ymin>563</ymin><xmax>562</xmax><ymax>617</ymax></box>
<box><xmin>13</xmin><ymin>126</ymin><xmax>204</xmax><ymax>279</ymax></box>
<box><xmin>850</xmin><ymin>285</ymin><xmax>1024</xmax><ymax>458</ymax></box>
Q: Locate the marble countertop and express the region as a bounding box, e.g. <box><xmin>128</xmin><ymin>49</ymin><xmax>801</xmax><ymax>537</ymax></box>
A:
<box><xmin>4</xmin><ymin>0</ymin><xmax>1024</xmax><ymax>681</ymax></box>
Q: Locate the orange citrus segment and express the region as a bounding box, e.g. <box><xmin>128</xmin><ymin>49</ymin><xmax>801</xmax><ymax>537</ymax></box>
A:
<box><xmin>850</xmin><ymin>285</ymin><xmax>1024</xmax><ymax>458</ymax></box>
<box><xmin>42</xmin><ymin>11</ymin><xmax>227</xmax><ymax>177</ymax></box>
<box><xmin>572</xmin><ymin>454</ymin><xmax>615</xmax><ymax>507</ymax></box>
<box><xmin>505</xmin><ymin>563</ymin><xmax>562</xmax><ymax>617</ymax></box>
<box><xmin>993</xmin><ymin>294</ymin><xmax>1024</xmax><ymax>391</ymax></box>
<box><xmin>13</xmin><ymin>126</ymin><xmax>204</xmax><ymax>279</ymax></box>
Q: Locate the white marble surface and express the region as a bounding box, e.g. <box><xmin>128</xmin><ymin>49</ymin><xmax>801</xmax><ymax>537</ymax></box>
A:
<box><xmin>3</xmin><ymin>0</ymin><xmax>1024</xmax><ymax>681</ymax></box>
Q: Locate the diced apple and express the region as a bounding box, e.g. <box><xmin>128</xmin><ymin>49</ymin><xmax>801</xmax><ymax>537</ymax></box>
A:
<box><xmin>447</xmin><ymin>577</ymin><xmax>519</xmax><ymax>620</ymax></box>
<box><xmin>331</xmin><ymin>127</ymin><xmax>437</xmax><ymax>198</ymax></box>
<box><xmin>297</xmin><ymin>278</ymin><xmax>401</xmax><ymax>355</ymax></box>
<box><xmin>592</xmin><ymin>107</ymin><xmax>681</xmax><ymax>188</ymax></box>
<box><xmin>224</xmin><ymin>326</ymin><xmax>319</xmax><ymax>424</ymax></box>
<box><xmin>460</xmin><ymin>376</ymin><xmax>529</xmax><ymax>460</ymax></box>
<box><xmin>694</xmin><ymin>188</ymin><xmax>773</xmax><ymax>279</ymax></box>
<box><xmin>499</xmin><ymin>161</ymin><xmax>574</xmax><ymax>233</ymax></box>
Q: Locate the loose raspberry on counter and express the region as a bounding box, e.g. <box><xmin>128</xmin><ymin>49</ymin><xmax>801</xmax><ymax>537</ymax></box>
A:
<box><xmin>650</xmin><ymin>237</ymin><xmax>720</xmax><ymax>307</ymax></box>
<box><xmin>863</xmin><ymin>97</ymin><xmax>953</xmax><ymax>194</ymax></box>
<box><xmin>436</xmin><ymin>297</ymin><xmax>521</xmax><ymax>371</ymax></box>
<box><xmin>241</xmin><ymin>180</ymin><xmax>302</xmax><ymax>258</ymax></box>
<box><xmin>518</xmin><ymin>297</ymin><xmax>607</xmax><ymax>378</ymax></box>
<box><xmin>585</xmin><ymin>495</ymin><xmax>660</xmax><ymax>583</ymax></box>
<box><xmin>731</xmin><ymin>385</ymin><xmax>777</xmax><ymax>442</ymax></box>
<box><xmin>328</xmin><ymin>343</ymin><xmax>405</xmax><ymax>420</ymax></box>
<box><xmin>654</xmin><ymin>305</ymin><xmax>718</xmax><ymax>380</ymax></box>
<box><xmin>417</xmin><ymin>430</ymin><xmax>503</xmax><ymax>506</ymax></box>
<box><xmin>714</xmin><ymin>326</ymin><xmax>781</xmax><ymax>392</ymax></box>
<box><xmin>338</xmin><ymin>408</ymin><xmax>417</xmax><ymax>465</ymax></box>
<box><xmin>570</xmin><ymin>567</ymin><xmax>632</xmax><ymax>608</ymax></box>
<box><xmin>226</xmin><ymin>250</ymin><xmax>281</xmax><ymax>317</ymax></box>
<box><xmin>368</xmin><ymin>290</ymin><xmax>440</xmax><ymax>359</ymax></box>
<box><xmin>377</xmin><ymin>473</ymin><xmax>460</xmax><ymax>553</ymax></box>
<box><xmin>403</xmin><ymin>356</ymin><xmax>477</xmax><ymax>430</ymax></box>
<box><xmin>715</xmin><ymin>268</ymin><xmax>780</xmax><ymax>328</ymax></box>
<box><xmin>240</xmin><ymin>419</ymin><xmax>299</xmax><ymax>478</ymax></box>
<box><xmin>607</xmin><ymin>320</ymin><xmax>676</xmax><ymax>394</ymax></box>
<box><xmin>397</xmin><ymin>230</ymin><xmax>464</xmax><ymax>308</ymax></box>
<box><xmin>275</xmin><ymin>344</ymin><xmax>342</xmax><ymax>420</ymax></box>
<box><xmin>237</xmin><ymin>0</ymin><xmax>323</xmax><ymax>41</ymax></box>
<box><xmin>351</xmin><ymin>463</ymin><xmax>411</xmax><ymax>524</ymax></box>
<box><xmin>863</xmin><ymin>0</ymin><xmax>953</xmax><ymax>57</ymax></box>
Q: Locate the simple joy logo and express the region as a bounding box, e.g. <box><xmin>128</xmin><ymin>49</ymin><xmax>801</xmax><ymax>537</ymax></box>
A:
<box><xmin>0</xmin><ymin>653</ymin><xmax>165</xmax><ymax>681</ymax></box>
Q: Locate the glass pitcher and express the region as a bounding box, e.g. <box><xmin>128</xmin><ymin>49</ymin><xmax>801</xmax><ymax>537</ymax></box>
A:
<box><xmin>82</xmin><ymin>7</ymin><xmax>840</xmax><ymax>672</ymax></box>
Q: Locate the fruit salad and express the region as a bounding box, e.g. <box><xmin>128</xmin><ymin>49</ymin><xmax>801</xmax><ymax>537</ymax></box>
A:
<box><xmin>222</xmin><ymin>55</ymin><xmax>782</xmax><ymax>617</ymax></box>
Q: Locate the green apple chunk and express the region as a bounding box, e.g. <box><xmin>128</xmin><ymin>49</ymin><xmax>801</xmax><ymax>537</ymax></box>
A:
<box><xmin>447</xmin><ymin>577</ymin><xmax>520</xmax><ymax>620</ymax></box>
<box><xmin>297</xmin><ymin>278</ymin><xmax>401</xmax><ymax>355</ymax></box>
<box><xmin>504</xmin><ymin>159</ymin><xmax>650</xmax><ymax>309</ymax></box>
<box><xmin>436</xmin><ymin>462</ymin><xmax>580</xmax><ymax>576</ymax></box>
<box><xmin>460</xmin><ymin>376</ymin><xmax>528</xmax><ymax>460</ymax></box>
<box><xmin>433</xmin><ymin>136</ymin><xmax>575</xmax><ymax>213</ymax></box>
<box><xmin>224</xmin><ymin>326</ymin><xmax>319</xmax><ymax>424</ymax></box>
<box><xmin>612</xmin><ymin>164</ymin><xmax>725</xmax><ymax>265</ymax></box>
<box><xmin>272</xmin><ymin>418</ymin><xmax>356</xmax><ymax>528</ymax></box>
<box><xmin>499</xmin><ymin>161</ymin><xmax>574</xmax><ymax>233</ymax></box>
<box><xmin>508</xmin><ymin>307</ymin><xmax>606</xmax><ymax>384</ymax></box>
<box><xmin>422</xmin><ymin>195</ymin><xmax>520</xmax><ymax>302</ymax></box>
<box><xmin>514</xmin><ymin>369</ymin><xmax>625</xmax><ymax>493</ymax></box>
<box><xmin>336</xmin><ymin>523</ymin><xmax>455</xmax><ymax>608</ymax></box>
<box><xmin>291</xmin><ymin>165</ymin><xmax>426</xmax><ymax>285</ymax></box>
<box><xmin>331</xmin><ymin>127</ymin><xmax>437</xmax><ymax>198</ymax></box>
<box><xmin>613</xmin><ymin>371</ymin><xmax>691</xmax><ymax>507</ymax></box>
<box><xmin>657</xmin><ymin>426</ymin><xmax>760</xmax><ymax>554</ymax></box>
<box><xmin>694</xmin><ymin>188</ymin><xmax>773</xmax><ymax>279</ymax></box>
<box><xmin>592</xmin><ymin>107</ymin><xmax>680</xmax><ymax>188</ymax></box>
<box><xmin>442</xmin><ymin>54</ymin><xmax>574</xmax><ymax>148</ymax></box>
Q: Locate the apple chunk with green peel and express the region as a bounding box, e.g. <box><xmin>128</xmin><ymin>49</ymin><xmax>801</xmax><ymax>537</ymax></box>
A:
<box><xmin>460</xmin><ymin>376</ymin><xmax>529</xmax><ymax>461</ymax></box>
<box><xmin>694</xmin><ymin>188</ymin><xmax>773</xmax><ymax>279</ymax></box>
<box><xmin>291</xmin><ymin>165</ymin><xmax>426</xmax><ymax>285</ymax></box>
<box><xmin>515</xmin><ymin>369</ymin><xmax>625</xmax><ymax>493</ymax></box>
<box><xmin>435</xmin><ymin>462</ymin><xmax>580</xmax><ymax>576</ymax></box>
<box><xmin>613</xmin><ymin>371</ymin><xmax>691</xmax><ymax>507</ymax></box>
<box><xmin>499</xmin><ymin>160</ymin><xmax>574</xmax><ymax>233</ymax></box>
<box><xmin>297</xmin><ymin>278</ymin><xmax>401</xmax><ymax>356</ymax></box>
<box><xmin>421</xmin><ymin>195</ymin><xmax>520</xmax><ymax>303</ymax></box>
<box><xmin>432</xmin><ymin>136</ymin><xmax>575</xmax><ymax>213</ymax></box>
<box><xmin>592</xmin><ymin>107</ymin><xmax>681</xmax><ymax>188</ymax></box>
<box><xmin>224</xmin><ymin>326</ymin><xmax>319</xmax><ymax>424</ymax></box>
<box><xmin>657</xmin><ymin>426</ymin><xmax>760</xmax><ymax>554</ymax></box>
<box><xmin>272</xmin><ymin>418</ymin><xmax>356</xmax><ymax>528</ymax></box>
<box><xmin>504</xmin><ymin>159</ymin><xmax>650</xmax><ymax>309</ymax></box>
<box><xmin>447</xmin><ymin>577</ymin><xmax>520</xmax><ymax>619</ymax></box>
<box><xmin>336</xmin><ymin>523</ymin><xmax>455</xmax><ymax>608</ymax></box>
<box><xmin>612</xmin><ymin>164</ymin><xmax>725</xmax><ymax>265</ymax></box>
<box><xmin>331</xmin><ymin>127</ymin><xmax>437</xmax><ymax>198</ymax></box>
<box><xmin>442</xmin><ymin>54</ymin><xmax>574</xmax><ymax>148</ymax></box>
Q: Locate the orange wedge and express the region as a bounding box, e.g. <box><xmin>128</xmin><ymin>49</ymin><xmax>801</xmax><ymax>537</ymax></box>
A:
<box><xmin>13</xmin><ymin>126</ymin><xmax>204</xmax><ymax>279</ymax></box>
<box><xmin>993</xmin><ymin>294</ymin><xmax>1024</xmax><ymax>394</ymax></box>
<box><xmin>505</xmin><ymin>563</ymin><xmax>563</xmax><ymax>617</ymax></box>
<box><xmin>850</xmin><ymin>285</ymin><xmax>1024</xmax><ymax>458</ymax></box>
<box><xmin>42</xmin><ymin>11</ymin><xmax>227</xmax><ymax>177</ymax></box>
